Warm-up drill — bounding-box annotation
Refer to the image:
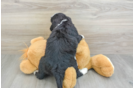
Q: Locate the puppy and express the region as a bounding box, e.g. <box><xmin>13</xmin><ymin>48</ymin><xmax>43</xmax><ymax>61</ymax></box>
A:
<box><xmin>35</xmin><ymin>13</ymin><xmax>87</xmax><ymax>88</ymax></box>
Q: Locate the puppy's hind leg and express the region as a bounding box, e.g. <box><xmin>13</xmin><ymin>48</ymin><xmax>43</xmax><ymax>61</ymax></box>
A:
<box><xmin>34</xmin><ymin>64</ymin><xmax>49</xmax><ymax>79</ymax></box>
<box><xmin>35</xmin><ymin>70</ymin><xmax>49</xmax><ymax>79</ymax></box>
<box><xmin>53</xmin><ymin>72</ymin><xmax>64</xmax><ymax>88</ymax></box>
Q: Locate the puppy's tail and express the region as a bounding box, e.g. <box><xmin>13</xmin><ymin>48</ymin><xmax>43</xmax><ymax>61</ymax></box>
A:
<box><xmin>19</xmin><ymin>42</ymin><xmax>29</xmax><ymax>60</ymax></box>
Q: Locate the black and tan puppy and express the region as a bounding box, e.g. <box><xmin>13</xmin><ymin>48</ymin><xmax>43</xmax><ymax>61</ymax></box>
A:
<box><xmin>35</xmin><ymin>13</ymin><xmax>87</xmax><ymax>88</ymax></box>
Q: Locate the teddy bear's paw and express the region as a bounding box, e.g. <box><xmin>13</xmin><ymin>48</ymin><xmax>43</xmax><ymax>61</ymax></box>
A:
<box><xmin>33</xmin><ymin>70</ymin><xmax>38</xmax><ymax>75</ymax></box>
<box><xmin>81</xmin><ymin>35</ymin><xmax>85</xmax><ymax>39</ymax></box>
<box><xmin>79</xmin><ymin>68</ymin><xmax>88</xmax><ymax>75</ymax></box>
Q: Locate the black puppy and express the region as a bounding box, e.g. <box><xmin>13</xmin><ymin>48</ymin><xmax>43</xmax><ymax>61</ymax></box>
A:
<box><xmin>35</xmin><ymin>13</ymin><xmax>87</xmax><ymax>88</ymax></box>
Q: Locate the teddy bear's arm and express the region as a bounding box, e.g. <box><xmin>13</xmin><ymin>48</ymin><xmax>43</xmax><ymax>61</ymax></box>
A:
<box><xmin>20</xmin><ymin>60</ymin><xmax>37</xmax><ymax>74</ymax></box>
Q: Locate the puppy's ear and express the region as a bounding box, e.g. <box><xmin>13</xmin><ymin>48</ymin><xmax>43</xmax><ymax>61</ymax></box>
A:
<box><xmin>50</xmin><ymin>22</ymin><xmax>57</xmax><ymax>31</ymax></box>
<box><xmin>50</xmin><ymin>25</ymin><xmax>54</xmax><ymax>31</ymax></box>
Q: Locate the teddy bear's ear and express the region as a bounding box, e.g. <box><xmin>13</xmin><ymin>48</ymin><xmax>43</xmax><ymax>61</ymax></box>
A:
<box><xmin>31</xmin><ymin>36</ymin><xmax>44</xmax><ymax>44</ymax></box>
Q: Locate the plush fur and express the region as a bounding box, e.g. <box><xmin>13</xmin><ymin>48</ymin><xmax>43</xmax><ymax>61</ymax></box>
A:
<box><xmin>20</xmin><ymin>37</ymin><xmax>47</xmax><ymax>74</ymax></box>
<box><xmin>20</xmin><ymin>37</ymin><xmax>114</xmax><ymax>88</ymax></box>
<box><xmin>35</xmin><ymin>13</ymin><xmax>83</xmax><ymax>88</ymax></box>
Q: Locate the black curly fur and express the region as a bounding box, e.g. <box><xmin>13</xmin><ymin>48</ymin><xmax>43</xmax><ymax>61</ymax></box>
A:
<box><xmin>35</xmin><ymin>13</ymin><xmax>83</xmax><ymax>88</ymax></box>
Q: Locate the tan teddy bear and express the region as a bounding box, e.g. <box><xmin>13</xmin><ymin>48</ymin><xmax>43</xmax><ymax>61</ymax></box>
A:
<box><xmin>20</xmin><ymin>36</ymin><xmax>114</xmax><ymax>88</ymax></box>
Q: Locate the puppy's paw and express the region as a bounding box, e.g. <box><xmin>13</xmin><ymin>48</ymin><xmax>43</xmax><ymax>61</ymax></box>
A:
<box><xmin>81</xmin><ymin>35</ymin><xmax>85</xmax><ymax>39</ymax></box>
<box><xmin>33</xmin><ymin>70</ymin><xmax>38</xmax><ymax>75</ymax></box>
<box><xmin>79</xmin><ymin>68</ymin><xmax>88</xmax><ymax>75</ymax></box>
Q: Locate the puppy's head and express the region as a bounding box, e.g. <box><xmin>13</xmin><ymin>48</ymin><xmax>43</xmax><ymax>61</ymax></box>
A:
<box><xmin>50</xmin><ymin>13</ymin><xmax>82</xmax><ymax>42</ymax></box>
<box><xmin>50</xmin><ymin>13</ymin><xmax>72</xmax><ymax>31</ymax></box>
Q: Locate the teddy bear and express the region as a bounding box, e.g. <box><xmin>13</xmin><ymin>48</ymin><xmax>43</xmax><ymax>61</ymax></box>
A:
<box><xmin>20</xmin><ymin>37</ymin><xmax>47</xmax><ymax>74</ymax></box>
<box><xmin>20</xmin><ymin>36</ymin><xmax>114</xmax><ymax>88</ymax></box>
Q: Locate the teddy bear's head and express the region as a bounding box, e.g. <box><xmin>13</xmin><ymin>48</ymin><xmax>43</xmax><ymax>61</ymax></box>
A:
<box><xmin>21</xmin><ymin>37</ymin><xmax>47</xmax><ymax>68</ymax></box>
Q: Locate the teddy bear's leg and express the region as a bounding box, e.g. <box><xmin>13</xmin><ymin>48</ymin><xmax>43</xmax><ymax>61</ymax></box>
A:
<box><xmin>20</xmin><ymin>60</ymin><xmax>37</xmax><ymax>74</ymax></box>
<box><xmin>91</xmin><ymin>54</ymin><xmax>114</xmax><ymax>77</ymax></box>
<box><xmin>63</xmin><ymin>67</ymin><xmax>77</xmax><ymax>88</ymax></box>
